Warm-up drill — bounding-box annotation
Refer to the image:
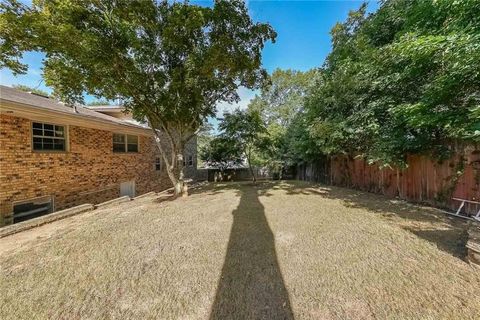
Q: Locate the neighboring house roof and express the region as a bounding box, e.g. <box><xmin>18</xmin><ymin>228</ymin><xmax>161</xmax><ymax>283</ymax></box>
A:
<box><xmin>85</xmin><ymin>104</ymin><xmax>148</xmax><ymax>127</ymax></box>
<box><xmin>85</xmin><ymin>105</ymin><xmax>124</xmax><ymax>112</ymax></box>
<box><xmin>0</xmin><ymin>85</ymin><xmax>151</xmax><ymax>135</ymax></box>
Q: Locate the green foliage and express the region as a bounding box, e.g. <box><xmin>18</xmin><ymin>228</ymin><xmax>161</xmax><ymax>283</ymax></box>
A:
<box><xmin>246</xmin><ymin>0</ymin><xmax>479</xmax><ymax>171</ymax></box>
<box><xmin>87</xmin><ymin>100</ymin><xmax>111</xmax><ymax>106</ymax></box>
<box><xmin>304</xmin><ymin>0</ymin><xmax>480</xmax><ymax>166</ymax></box>
<box><xmin>196</xmin><ymin>122</ymin><xmax>214</xmax><ymax>167</ymax></box>
<box><xmin>12</xmin><ymin>84</ymin><xmax>50</xmax><ymax>97</ymax></box>
<box><xmin>249</xmin><ymin>69</ymin><xmax>318</xmax><ymax>127</ymax></box>
<box><xmin>200</xmin><ymin>136</ymin><xmax>242</xmax><ymax>170</ymax></box>
<box><xmin>218</xmin><ymin>108</ymin><xmax>266</xmax><ymax>181</ymax></box>
<box><xmin>248</xmin><ymin>69</ymin><xmax>319</xmax><ymax>172</ymax></box>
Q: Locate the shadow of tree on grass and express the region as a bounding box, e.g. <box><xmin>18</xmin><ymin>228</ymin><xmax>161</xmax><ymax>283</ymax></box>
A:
<box><xmin>194</xmin><ymin>180</ymin><xmax>469</xmax><ymax>261</ymax></box>
<box><xmin>209</xmin><ymin>185</ymin><xmax>294</xmax><ymax>320</ymax></box>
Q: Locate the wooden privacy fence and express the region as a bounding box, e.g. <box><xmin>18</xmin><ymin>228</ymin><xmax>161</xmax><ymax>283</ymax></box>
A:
<box><xmin>296</xmin><ymin>149</ymin><xmax>480</xmax><ymax>214</ymax></box>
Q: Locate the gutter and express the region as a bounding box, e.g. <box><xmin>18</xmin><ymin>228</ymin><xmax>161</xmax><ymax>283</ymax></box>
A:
<box><xmin>0</xmin><ymin>99</ymin><xmax>152</xmax><ymax>136</ymax></box>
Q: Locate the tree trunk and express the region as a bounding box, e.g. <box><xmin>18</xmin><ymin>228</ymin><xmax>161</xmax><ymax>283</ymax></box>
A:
<box><xmin>248</xmin><ymin>161</ymin><xmax>256</xmax><ymax>183</ymax></box>
<box><xmin>246</xmin><ymin>148</ymin><xmax>256</xmax><ymax>183</ymax></box>
<box><xmin>151</xmin><ymin>127</ymin><xmax>188</xmax><ymax>197</ymax></box>
<box><xmin>174</xmin><ymin>158</ymin><xmax>188</xmax><ymax>197</ymax></box>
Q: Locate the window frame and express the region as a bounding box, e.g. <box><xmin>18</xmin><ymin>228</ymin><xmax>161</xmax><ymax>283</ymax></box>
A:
<box><xmin>13</xmin><ymin>195</ymin><xmax>54</xmax><ymax>223</ymax></box>
<box><xmin>187</xmin><ymin>154</ymin><xmax>194</xmax><ymax>167</ymax></box>
<box><xmin>112</xmin><ymin>133</ymin><xmax>139</xmax><ymax>153</ymax></box>
<box><xmin>155</xmin><ymin>157</ymin><xmax>161</xmax><ymax>171</ymax></box>
<box><xmin>31</xmin><ymin>121</ymin><xmax>68</xmax><ymax>153</ymax></box>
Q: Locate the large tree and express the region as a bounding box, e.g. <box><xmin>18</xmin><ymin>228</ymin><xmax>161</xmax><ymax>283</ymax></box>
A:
<box><xmin>200</xmin><ymin>136</ymin><xmax>242</xmax><ymax>171</ymax></box>
<box><xmin>218</xmin><ymin>108</ymin><xmax>266</xmax><ymax>182</ymax></box>
<box><xmin>305</xmin><ymin>0</ymin><xmax>480</xmax><ymax>167</ymax></box>
<box><xmin>248</xmin><ymin>68</ymin><xmax>318</xmax><ymax>175</ymax></box>
<box><xmin>0</xmin><ymin>0</ymin><xmax>276</xmax><ymax>195</ymax></box>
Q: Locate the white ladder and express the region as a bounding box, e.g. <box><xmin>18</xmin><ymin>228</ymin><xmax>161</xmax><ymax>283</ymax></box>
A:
<box><xmin>448</xmin><ymin>198</ymin><xmax>480</xmax><ymax>221</ymax></box>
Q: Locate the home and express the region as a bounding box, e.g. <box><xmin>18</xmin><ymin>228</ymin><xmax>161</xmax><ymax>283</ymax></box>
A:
<box><xmin>0</xmin><ymin>85</ymin><xmax>197</xmax><ymax>226</ymax></box>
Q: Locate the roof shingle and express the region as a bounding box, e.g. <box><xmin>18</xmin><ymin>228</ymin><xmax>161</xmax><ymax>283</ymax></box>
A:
<box><xmin>0</xmin><ymin>85</ymin><xmax>147</xmax><ymax>130</ymax></box>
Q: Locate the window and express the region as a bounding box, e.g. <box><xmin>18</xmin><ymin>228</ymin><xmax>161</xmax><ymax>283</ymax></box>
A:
<box><xmin>155</xmin><ymin>157</ymin><xmax>161</xmax><ymax>171</ymax></box>
<box><xmin>32</xmin><ymin>122</ymin><xmax>66</xmax><ymax>151</ymax></box>
<box><xmin>182</xmin><ymin>154</ymin><xmax>193</xmax><ymax>167</ymax></box>
<box><xmin>13</xmin><ymin>196</ymin><xmax>53</xmax><ymax>223</ymax></box>
<box><xmin>187</xmin><ymin>155</ymin><xmax>194</xmax><ymax>167</ymax></box>
<box><xmin>113</xmin><ymin>134</ymin><xmax>126</xmax><ymax>152</ymax></box>
<box><xmin>113</xmin><ymin>134</ymin><xmax>138</xmax><ymax>153</ymax></box>
<box><xmin>127</xmin><ymin>135</ymin><xmax>138</xmax><ymax>152</ymax></box>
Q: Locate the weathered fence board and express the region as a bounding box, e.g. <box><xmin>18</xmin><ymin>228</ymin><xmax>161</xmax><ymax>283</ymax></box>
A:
<box><xmin>297</xmin><ymin>150</ymin><xmax>480</xmax><ymax>214</ymax></box>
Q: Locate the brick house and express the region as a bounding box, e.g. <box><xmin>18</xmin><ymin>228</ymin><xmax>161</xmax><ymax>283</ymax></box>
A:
<box><xmin>0</xmin><ymin>85</ymin><xmax>197</xmax><ymax>226</ymax></box>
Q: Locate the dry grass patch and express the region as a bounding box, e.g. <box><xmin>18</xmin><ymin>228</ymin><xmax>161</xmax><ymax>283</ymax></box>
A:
<box><xmin>1</xmin><ymin>181</ymin><xmax>479</xmax><ymax>319</ymax></box>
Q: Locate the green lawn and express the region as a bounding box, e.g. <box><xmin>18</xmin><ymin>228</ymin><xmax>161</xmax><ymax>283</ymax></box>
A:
<box><xmin>1</xmin><ymin>181</ymin><xmax>479</xmax><ymax>319</ymax></box>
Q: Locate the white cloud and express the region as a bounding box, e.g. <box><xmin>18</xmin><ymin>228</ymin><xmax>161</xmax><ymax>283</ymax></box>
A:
<box><xmin>215</xmin><ymin>86</ymin><xmax>258</xmax><ymax>118</ymax></box>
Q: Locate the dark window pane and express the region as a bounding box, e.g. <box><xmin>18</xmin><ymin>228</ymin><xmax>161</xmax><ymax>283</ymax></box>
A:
<box><xmin>53</xmin><ymin>140</ymin><xmax>65</xmax><ymax>150</ymax></box>
<box><xmin>31</xmin><ymin>123</ymin><xmax>66</xmax><ymax>151</ymax></box>
<box><xmin>113</xmin><ymin>134</ymin><xmax>125</xmax><ymax>143</ymax></box>
<box><xmin>113</xmin><ymin>143</ymin><xmax>125</xmax><ymax>152</ymax></box>
<box><xmin>13</xmin><ymin>198</ymin><xmax>52</xmax><ymax>223</ymax></box>
<box><xmin>54</xmin><ymin>126</ymin><xmax>64</xmax><ymax>137</ymax></box>
<box><xmin>33</xmin><ymin>128</ymin><xmax>43</xmax><ymax>136</ymax></box>
<box><xmin>127</xmin><ymin>143</ymin><xmax>138</xmax><ymax>152</ymax></box>
<box><xmin>127</xmin><ymin>135</ymin><xmax>138</xmax><ymax>144</ymax></box>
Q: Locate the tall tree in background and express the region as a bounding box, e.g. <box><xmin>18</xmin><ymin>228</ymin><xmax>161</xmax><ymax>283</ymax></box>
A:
<box><xmin>249</xmin><ymin>69</ymin><xmax>318</xmax><ymax>176</ymax></box>
<box><xmin>200</xmin><ymin>136</ymin><xmax>242</xmax><ymax>172</ymax></box>
<box><xmin>87</xmin><ymin>100</ymin><xmax>112</xmax><ymax>106</ymax></box>
<box><xmin>196</xmin><ymin>122</ymin><xmax>214</xmax><ymax>168</ymax></box>
<box><xmin>0</xmin><ymin>0</ymin><xmax>276</xmax><ymax>195</ymax></box>
<box><xmin>218</xmin><ymin>109</ymin><xmax>266</xmax><ymax>182</ymax></box>
<box><xmin>306</xmin><ymin>0</ymin><xmax>480</xmax><ymax>167</ymax></box>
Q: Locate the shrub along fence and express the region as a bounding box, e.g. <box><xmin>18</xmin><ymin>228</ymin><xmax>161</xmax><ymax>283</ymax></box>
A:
<box><xmin>296</xmin><ymin>148</ymin><xmax>480</xmax><ymax>215</ymax></box>
<box><xmin>197</xmin><ymin>167</ymin><xmax>271</xmax><ymax>182</ymax></box>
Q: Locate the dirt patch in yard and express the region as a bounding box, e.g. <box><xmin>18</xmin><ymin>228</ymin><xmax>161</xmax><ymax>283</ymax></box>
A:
<box><xmin>1</xmin><ymin>181</ymin><xmax>479</xmax><ymax>319</ymax></box>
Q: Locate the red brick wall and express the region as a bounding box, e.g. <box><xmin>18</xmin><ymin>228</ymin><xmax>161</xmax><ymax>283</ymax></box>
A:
<box><xmin>0</xmin><ymin>114</ymin><xmax>172</xmax><ymax>225</ymax></box>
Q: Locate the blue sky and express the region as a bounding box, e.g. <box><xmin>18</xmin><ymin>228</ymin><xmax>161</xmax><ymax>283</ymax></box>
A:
<box><xmin>0</xmin><ymin>0</ymin><xmax>378</xmax><ymax>118</ymax></box>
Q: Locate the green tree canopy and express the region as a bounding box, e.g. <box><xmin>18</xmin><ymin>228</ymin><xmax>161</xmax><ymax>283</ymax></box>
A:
<box><xmin>248</xmin><ymin>69</ymin><xmax>319</xmax><ymax>174</ymax></box>
<box><xmin>200</xmin><ymin>136</ymin><xmax>243</xmax><ymax>170</ymax></box>
<box><xmin>305</xmin><ymin>0</ymin><xmax>480</xmax><ymax>166</ymax></box>
<box><xmin>218</xmin><ymin>108</ymin><xmax>266</xmax><ymax>182</ymax></box>
<box><xmin>87</xmin><ymin>100</ymin><xmax>112</xmax><ymax>106</ymax></box>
